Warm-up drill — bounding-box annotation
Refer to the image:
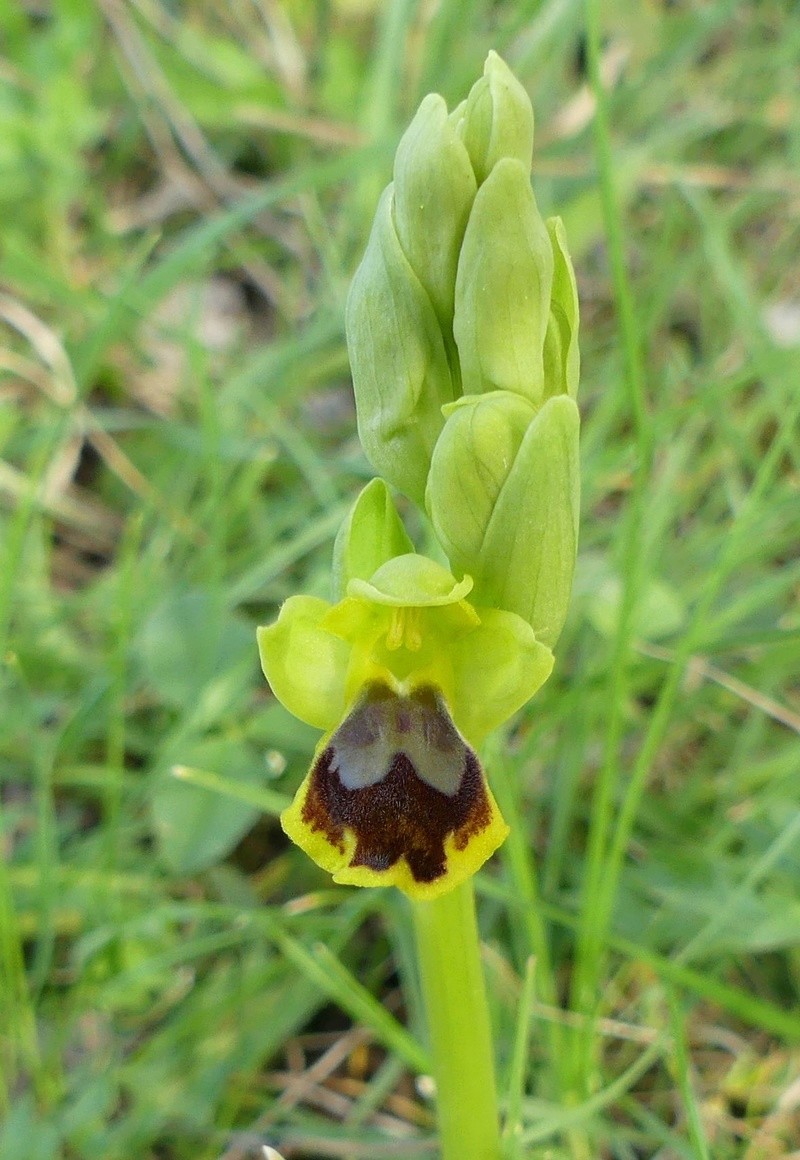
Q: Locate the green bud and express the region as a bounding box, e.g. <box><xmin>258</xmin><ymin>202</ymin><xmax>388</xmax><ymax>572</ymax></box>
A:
<box><xmin>542</xmin><ymin>217</ymin><xmax>580</xmax><ymax>399</ymax></box>
<box><xmin>393</xmin><ymin>93</ymin><xmax>477</xmax><ymax>331</ymax></box>
<box><xmin>454</xmin><ymin>157</ymin><xmax>553</xmax><ymax>403</ymax></box>
<box><xmin>448</xmin><ymin>98</ymin><xmax>467</xmax><ymax>129</ymax></box>
<box><xmin>456</xmin><ymin>50</ymin><xmax>534</xmax><ymax>184</ymax></box>
<box><xmin>332</xmin><ymin>479</ymin><xmax>414</xmax><ymax>601</ymax></box>
<box><xmin>426</xmin><ymin>390</ymin><xmax>537</xmax><ymax>568</ymax></box>
<box><xmin>427</xmin><ymin>392</ymin><xmax>580</xmax><ymax>648</ymax></box>
<box><xmin>346</xmin><ymin>185</ymin><xmax>455</xmax><ymax>505</ymax></box>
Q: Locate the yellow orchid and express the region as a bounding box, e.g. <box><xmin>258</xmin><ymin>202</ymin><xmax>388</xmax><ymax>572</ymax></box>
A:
<box><xmin>258</xmin><ymin>524</ymin><xmax>552</xmax><ymax>900</ymax></box>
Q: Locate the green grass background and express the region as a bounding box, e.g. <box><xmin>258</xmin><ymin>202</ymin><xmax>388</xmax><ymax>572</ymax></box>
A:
<box><xmin>2</xmin><ymin>1</ymin><xmax>799</xmax><ymax>1157</ymax></box>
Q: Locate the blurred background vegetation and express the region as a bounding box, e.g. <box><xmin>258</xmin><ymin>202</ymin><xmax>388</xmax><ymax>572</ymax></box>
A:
<box><xmin>1</xmin><ymin>1</ymin><xmax>799</xmax><ymax>1157</ymax></box>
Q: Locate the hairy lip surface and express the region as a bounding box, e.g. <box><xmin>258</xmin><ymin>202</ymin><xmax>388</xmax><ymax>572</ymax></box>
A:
<box><xmin>301</xmin><ymin>683</ymin><xmax>492</xmax><ymax>883</ymax></box>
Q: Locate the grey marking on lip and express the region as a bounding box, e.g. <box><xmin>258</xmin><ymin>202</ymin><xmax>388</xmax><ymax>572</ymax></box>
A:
<box><xmin>329</xmin><ymin>683</ymin><xmax>466</xmax><ymax>796</ymax></box>
<box><xmin>302</xmin><ymin>682</ymin><xmax>492</xmax><ymax>883</ymax></box>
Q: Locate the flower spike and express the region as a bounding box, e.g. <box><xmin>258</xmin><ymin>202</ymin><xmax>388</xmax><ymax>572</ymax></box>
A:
<box><xmin>258</xmin><ymin>52</ymin><xmax>579</xmax><ymax>901</ymax></box>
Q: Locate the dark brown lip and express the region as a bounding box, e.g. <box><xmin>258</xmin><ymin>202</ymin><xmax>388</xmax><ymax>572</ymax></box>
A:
<box><xmin>301</xmin><ymin>682</ymin><xmax>491</xmax><ymax>884</ymax></box>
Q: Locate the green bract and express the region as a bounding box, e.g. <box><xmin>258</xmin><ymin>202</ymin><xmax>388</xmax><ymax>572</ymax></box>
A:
<box><xmin>393</xmin><ymin>94</ymin><xmax>476</xmax><ymax>335</ymax></box>
<box><xmin>454</xmin><ymin>157</ymin><xmax>553</xmax><ymax>403</ymax></box>
<box><xmin>543</xmin><ymin>216</ymin><xmax>581</xmax><ymax>399</ymax></box>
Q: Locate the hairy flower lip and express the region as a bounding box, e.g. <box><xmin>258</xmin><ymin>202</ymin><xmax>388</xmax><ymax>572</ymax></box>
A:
<box><xmin>281</xmin><ymin>680</ymin><xmax>509</xmax><ymax>900</ymax></box>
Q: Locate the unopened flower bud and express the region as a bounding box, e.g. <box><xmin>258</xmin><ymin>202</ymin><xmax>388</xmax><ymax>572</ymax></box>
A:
<box><xmin>426</xmin><ymin>390</ymin><xmax>536</xmax><ymax>567</ymax></box>
<box><xmin>346</xmin><ymin>186</ymin><xmax>455</xmax><ymax>505</ymax></box>
<box><xmin>454</xmin><ymin>157</ymin><xmax>553</xmax><ymax>403</ymax></box>
<box><xmin>392</xmin><ymin>93</ymin><xmax>477</xmax><ymax>332</ymax></box>
<box><xmin>427</xmin><ymin>392</ymin><xmax>580</xmax><ymax>648</ymax></box>
<box><xmin>542</xmin><ymin>217</ymin><xmax>580</xmax><ymax>399</ymax></box>
<box><xmin>454</xmin><ymin>50</ymin><xmax>534</xmax><ymax>184</ymax></box>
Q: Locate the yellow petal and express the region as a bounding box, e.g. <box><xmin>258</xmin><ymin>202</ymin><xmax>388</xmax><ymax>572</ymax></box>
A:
<box><xmin>348</xmin><ymin>553</ymin><xmax>474</xmax><ymax>608</ymax></box>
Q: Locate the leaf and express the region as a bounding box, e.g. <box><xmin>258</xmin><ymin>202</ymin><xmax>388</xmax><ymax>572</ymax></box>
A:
<box><xmin>578</xmin><ymin>556</ymin><xmax>686</xmax><ymax>641</ymax></box>
<box><xmin>152</xmin><ymin>738</ymin><xmax>267</xmax><ymax>874</ymax></box>
<box><xmin>135</xmin><ymin>589</ymin><xmax>254</xmax><ymax>713</ymax></box>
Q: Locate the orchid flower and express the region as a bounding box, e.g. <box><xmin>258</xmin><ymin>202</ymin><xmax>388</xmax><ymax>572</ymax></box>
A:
<box><xmin>258</xmin><ymin>482</ymin><xmax>553</xmax><ymax>899</ymax></box>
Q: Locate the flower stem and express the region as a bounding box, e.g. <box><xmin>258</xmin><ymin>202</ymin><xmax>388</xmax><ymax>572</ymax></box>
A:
<box><xmin>412</xmin><ymin>879</ymin><xmax>502</xmax><ymax>1160</ymax></box>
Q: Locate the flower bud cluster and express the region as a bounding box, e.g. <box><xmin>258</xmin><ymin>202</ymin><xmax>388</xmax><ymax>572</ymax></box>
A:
<box><xmin>346</xmin><ymin>52</ymin><xmax>580</xmax><ymax>648</ymax></box>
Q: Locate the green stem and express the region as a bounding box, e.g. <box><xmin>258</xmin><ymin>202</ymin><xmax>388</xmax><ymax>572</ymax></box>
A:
<box><xmin>412</xmin><ymin>879</ymin><xmax>502</xmax><ymax>1160</ymax></box>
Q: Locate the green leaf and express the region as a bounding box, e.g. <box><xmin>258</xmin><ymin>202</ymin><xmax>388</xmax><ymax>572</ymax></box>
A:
<box><xmin>135</xmin><ymin>589</ymin><xmax>253</xmax><ymax>714</ymax></box>
<box><xmin>577</xmin><ymin>555</ymin><xmax>686</xmax><ymax>641</ymax></box>
<box><xmin>152</xmin><ymin>738</ymin><xmax>266</xmax><ymax>874</ymax></box>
